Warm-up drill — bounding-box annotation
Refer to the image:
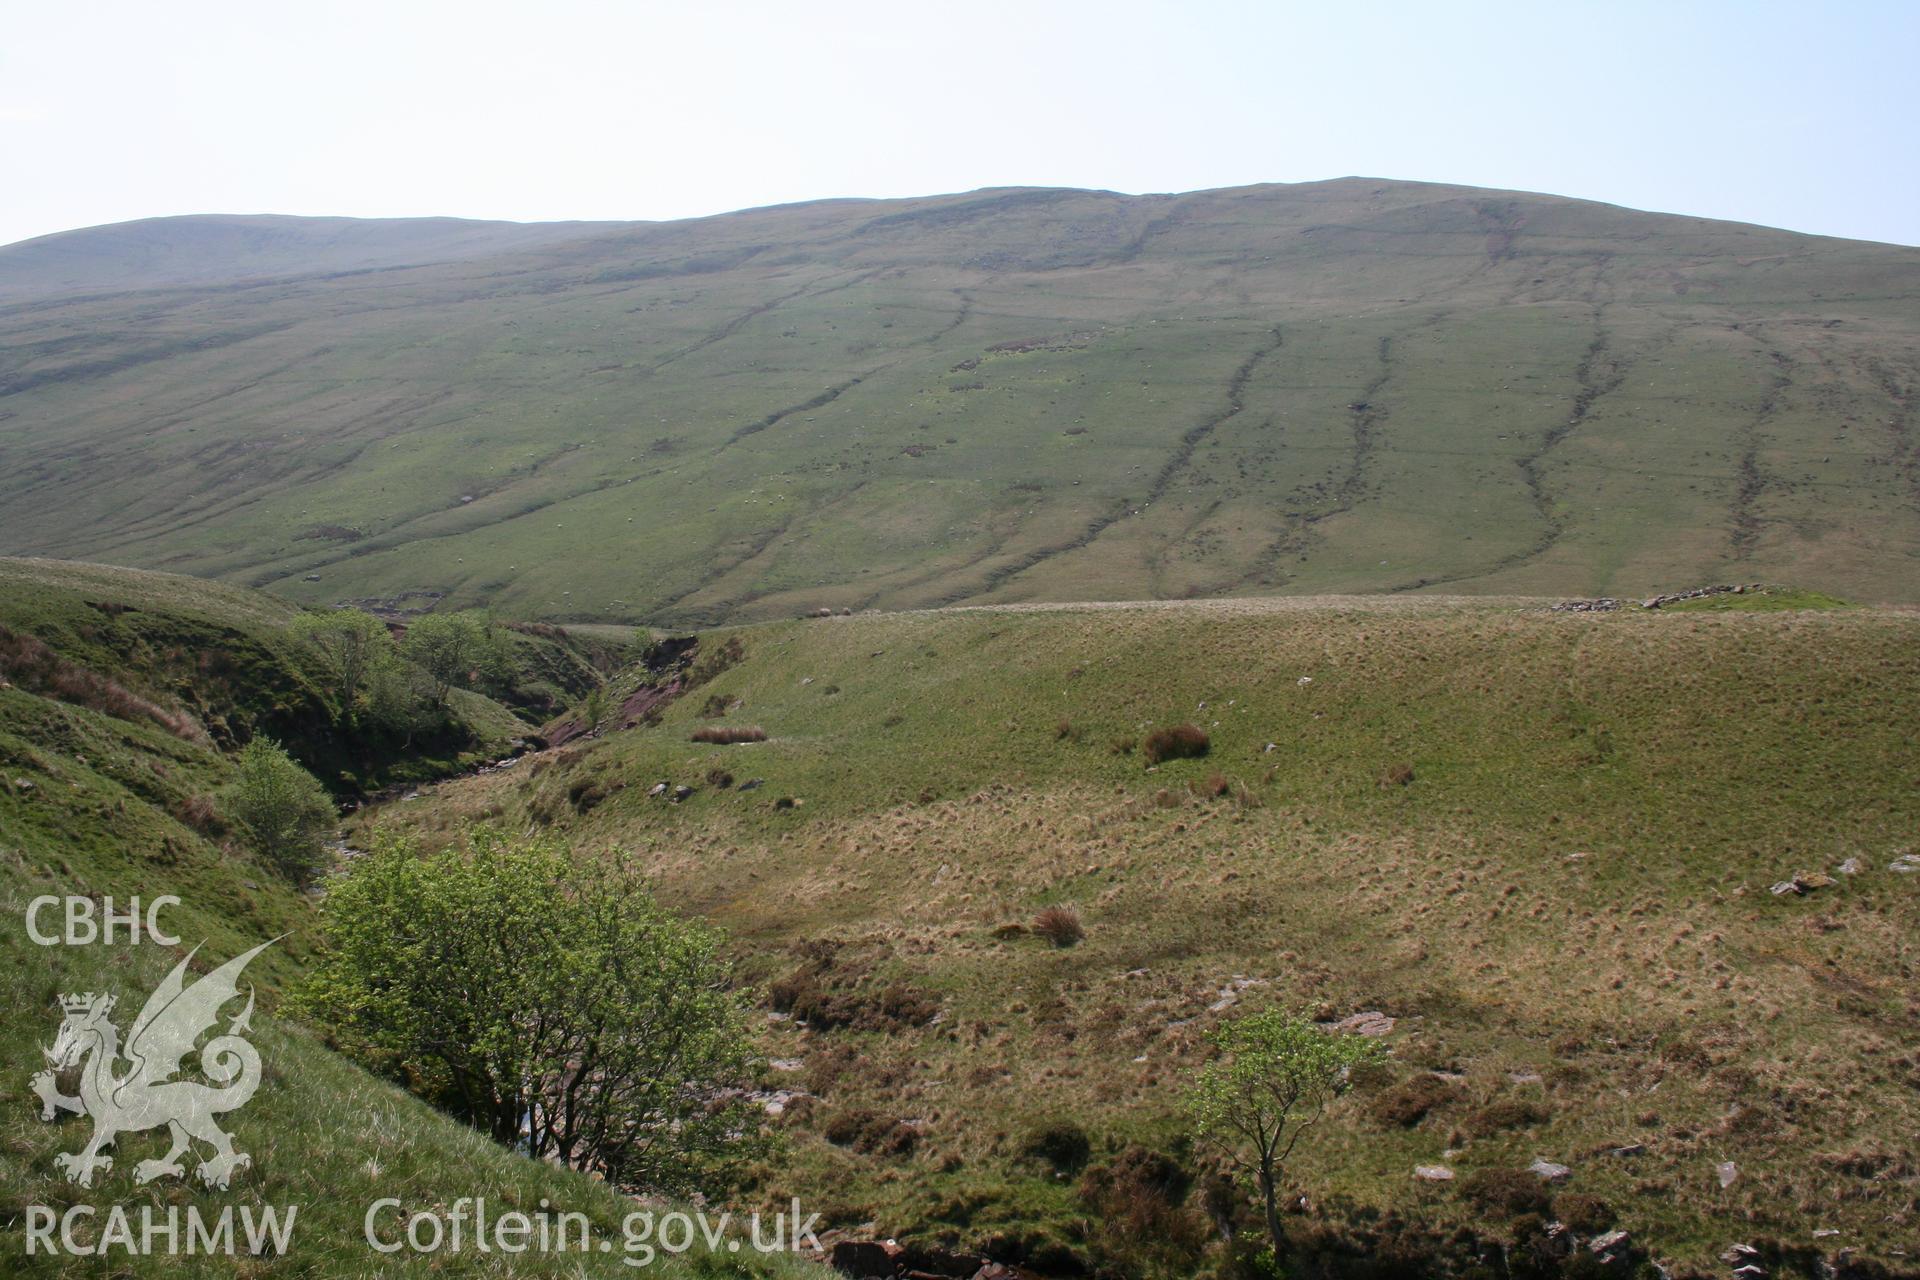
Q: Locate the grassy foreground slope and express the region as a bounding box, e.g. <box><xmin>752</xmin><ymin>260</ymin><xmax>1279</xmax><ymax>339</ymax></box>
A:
<box><xmin>371</xmin><ymin>596</ymin><xmax>1920</xmax><ymax>1275</ymax></box>
<box><xmin>0</xmin><ymin>560</ymin><xmax>812</xmax><ymax>1277</ymax></box>
<box><xmin>3</xmin><ymin>181</ymin><xmax>1919</xmax><ymax>619</ymax></box>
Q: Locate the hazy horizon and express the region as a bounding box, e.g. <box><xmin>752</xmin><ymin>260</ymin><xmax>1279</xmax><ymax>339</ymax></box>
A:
<box><xmin>3</xmin><ymin>0</ymin><xmax>1917</xmax><ymax>252</ymax></box>
<box><xmin>7</xmin><ymin>171</ymin><xmax>1919</xmax><ymax>253</ymax></box>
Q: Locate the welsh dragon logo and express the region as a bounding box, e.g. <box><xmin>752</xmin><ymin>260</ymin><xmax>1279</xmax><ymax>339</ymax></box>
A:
<box><xmin>30</xmin><ymin>939</ymin><xmax>277</xmax><ymax>1189</ymax></box>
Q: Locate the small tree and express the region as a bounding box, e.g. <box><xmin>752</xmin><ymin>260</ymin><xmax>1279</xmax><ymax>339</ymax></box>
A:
<box><xmin>226</xmin><ymin>738</ymin><xmax>335</xmax><ymax>883</ymax></box>
<box><xmin>303</xmin><ymin>826</ymin><xmax>762</xmax><ymax>1193</ymax></box>
<box><xmin>399</xmin><ymin>612</ymin><xmax>506</xmax><ymax>708</ymax></box>
<box><xmin>1187</xmin><ymin>1010</ymin><xmax>1385</xmax><ymax>1261</ymax></box>
<box><xmin>289</xmin><ymin>609</ymin><xmax>392</xmax><ymax>713</ymax></box>
<box><xmin>363</xmin><ymin>650</ymin><xmax>441</xmax><ymax>742</ymax></box>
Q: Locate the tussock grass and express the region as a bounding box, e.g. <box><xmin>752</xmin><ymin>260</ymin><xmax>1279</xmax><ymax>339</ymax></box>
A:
<box><xmin>1031</xmin><ymin>905</ymin><xmax>1085</xmax><ymax>948</ymax></box>
<box><xmin>359</xmin><ymin>599</ymin><xmax>1920</xmax><ymax>1273</ymax></box>
<box><xmin>1142</xmin><ymin>723</ymin><xmax>1208</xmax><ymax>765</ymax></box>
<box><xmin>691</xmin><ymin>724</ymin><xmax>767</xmax><ymax>744</ymax></box>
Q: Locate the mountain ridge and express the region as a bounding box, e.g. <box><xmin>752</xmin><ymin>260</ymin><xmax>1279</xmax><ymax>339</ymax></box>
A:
<box><xmin>2</xmin><ymin>178</ymin><xmax>1917</xmax><ymax>620</ymax></box>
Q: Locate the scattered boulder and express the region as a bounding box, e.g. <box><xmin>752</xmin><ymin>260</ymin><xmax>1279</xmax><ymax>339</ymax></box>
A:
<box><xmin>738</xmin><ymin>777</ymin><xmax>766</xmax><ymax>791</ymax></box>
<box><xmin>1589</xmin><ymin>1230</ymin><xmax>1632</xmax><ymax>1263</ymax></box>
<box><xmin>1717</xmin><ymin>1161</ymin><xmax>1740</xmax><ymax>1188</ymax></box>
<box><xmin>1838</xmin><ymin>857</ymin><xmax>1865</xmax><ymax>875</ymax></box>
<box><xmin>1602</xmin><ymin>1143</ymin><xmax>1646</xmax><ymax>1158</ymax></box>
<box><xmin>1528</xmin><ymin>1158</ymin><xmax>1572</xmax><ymax>1182</ymax></box>
<box><xmin>1332</xmin><ymin>1010</ymin><xmax>1396</xmax><ymax>1037</ymax></box>
<box><xmin>1889</xmin><ymin>853</ymin><xmax>1920</xmax><ymax>874</ymax></box>
<box><xmin>648</xmin><ymin>782</ymin><xmax>669</xmax><ymax>797</ymax></box>
<box><xmin>1413</xmin><ymin>1164</ymin><xmax>1454</xmax><ymax>1181</ymax></box>
<box><xmin>1794</xmin><ymin>870</ymin><xmax>1835</xmax><ymax>891</ymax></box>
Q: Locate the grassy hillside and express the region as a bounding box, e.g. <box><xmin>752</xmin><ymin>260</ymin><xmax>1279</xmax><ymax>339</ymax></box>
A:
<box><xmin>0</xmin><ymin>556</ymin><xmax>564</xmax><ymax>794</ymax></box>
<box><xmin>0</xmin><ymin>560</ymin><xmax>815</xmax><ymax>1277</ymax></box>
<box><xmin>364</xmin><ymin>596</ymin><xmax>1920</xmax><ymax>1277</ymax></box>
<box><xmin>2</xmin><ymin>181</ymin><xmax>1917</xmax><ymax>619</ymax></box>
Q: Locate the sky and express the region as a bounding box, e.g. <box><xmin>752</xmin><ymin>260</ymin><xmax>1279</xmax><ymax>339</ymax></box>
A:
<box><xmin>2</xmin><ymin>0</ymin><xmax>1916</xmax><ymax>249</ymax></box>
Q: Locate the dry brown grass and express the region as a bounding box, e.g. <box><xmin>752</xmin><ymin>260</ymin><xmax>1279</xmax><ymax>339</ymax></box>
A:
<box><xmin>690</xmin><ymin>724</ymin><xmax>766</xmax><ymax>744</ymax></box>
<box><xmin>0</xmin><ymin>623</ymin><xmax>207</xmax><ymax>744</ymax></box>
<box><xmin>1143</xmin><ymin>723</ymin><xmax>1208</xmax><ymax>764</ymax></box>
<box><xmin>1031</xmin><ymin>905</ymin><xmax>1085</xmax><ymax>947</ymax></box>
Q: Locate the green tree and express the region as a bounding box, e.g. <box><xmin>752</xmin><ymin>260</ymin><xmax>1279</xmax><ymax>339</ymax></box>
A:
<box><xmin>363</xmin><ymin>650</ymin><xmax>440</xmax><ymax>741</ymax></box>
<box><xmin>398</xmin><ymin>611</ymin><xmax>506</xmax><ymax>708</ymax></box>
<box><xmin>226</xmin><ymin>738</ymin><xmax>336</xmax><ymax>884</ymax></box>
<box><xmin>302</xmin><ymin>826</ymin><xmax>762</xmax><ymax>1193</ymax></box>
<box><xmin>1187</xmin><ymin>1010</ymin><xmax>1386</xmax><ymax>1261</ymax></box>
<box><xmin>289</xmin><ymin>609</ymin><xmax>391</xmax><ymax>712</ymax></box>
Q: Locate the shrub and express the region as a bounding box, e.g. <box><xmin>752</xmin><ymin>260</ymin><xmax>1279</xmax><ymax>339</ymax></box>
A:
<box><xmin>174</xmin><ymin>792</ymin><xmax>225</xmax><ymax>835</ymax></box>
<box><xmin>823</xmin><ymin>1109</ymin><xmax>919</xmax><ymax>1157</ymax></box>
<box><xmin>567</xmin><ymin>777</ymin><xmax>613</xmax><ymax>814</ymax></box>
<box><xmin>1552</xmin><ymin>1192</ymin><xmax>1615</xmax><ymax>1233</ymax></box>
<box><xmin>769</xmin><ymin>949</ymin><xmax>939</xmax><ymax>1032</ymax></box>
<box><xmin>691</xmin><ymin>725</ymin><xmax>767</xmax><ymax>744</ymax></box>
<box><xmin>1380</xmin><ymin>762</ymin><xmax>1416</xmax><ymax>787</ymax></box>
<box><xmin>1022</xmin><ymin>1121</ymin><xmax>1092</xmax><ymax>1173</ymax></box>
<box><xmin>1464</xmin><ymin>1097</ymin><xmax>1549</xmax><ymax>1137</ymax></box>
<box><xmin>1199</xmin><ymin>771</ymin><xmax>1234</xmax><ymax>798</ymax></box>
<box><xmin>1367</xmin><ymin>1074</ymin><xmax>1461</xmax><ymax>1128</ymax></box>
<box><xmin>1031</xmin><ymin>905</ymin><xmax>1085</xmax><ymax>947</ymax></box>
<box><xmin>1459</xmin><ymin>1168</ymin><xmax>1551</xmax><ymax>1219</ymax></box>
<box><xmin>1055</xmin><ymin>717</ymin><xmax>1076</xmax><ymax>741</ymax></box>
<box><xmin>1143</xmin><ymin>723</ymin><xmax>1209</xmax><ymax>765</ymax></box>
<box><xmin>1110</xmin><ymin>736</ymin><xmax>1136</xmax><ymax>755</ymax></box>
<box><xmin>705</xmin><ymin>767</ymin><xmax>735</xmax><ymax>789</ymax></box>
<box><xmin>1079</xmin><ymin>1145</ymin><xmax>1191</xmax><ymax>1207</ymax></box>
<box><xmin>226</xmin><ymin>738</ymin><xmax>335</xmax><ymax>883</ymax></box>
<box><xmin>303</xmin><ymin>827</ymin><xmax>760</xmax><ymax>1193</ymax></box>
<box><xmin>1078</xmin><ymin>1147</ymin><xmax>1207</xmax><ymax>1271</ymax></box>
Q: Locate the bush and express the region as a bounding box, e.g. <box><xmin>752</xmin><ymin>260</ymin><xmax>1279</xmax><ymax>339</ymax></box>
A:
<box><xmin>1380</xmin><ymin>762</ymin><xmax>1416</xmax><ymax>787</ymax></box>
<box><xmin>1367</xmin><ymin>1074</ymin><xmax>1461</xmax><ymax>1128</ymax></box>
<box><xmin>1552</xmin><ymin>1192</ymin><xmax>1615</xmax><ymax>1233</ymax></box>
<box><xmin>1143</xmin><ymin>723</ymin><xmax>1209</xmax><ymax>765</ymax></box>
<box><xmin>1031</xmin><ymin>905</ymin><xmax>1085</xmax><ymax>947</ymax></box>
<box><xmin>1022</xmin><ymin>1121</ymin><xmax>1092</xmax><ymax>1172</ymax></box>
<box><xmin>1464</xmin><ymin>1097</ymin><xmax>1549</xmax><ymax>1137</ymax></box>
<box><xmin>1078</xmin><ymin>1147</ymin><xmax>1207</xmax><ymax>1273</ymax></box>
<box><xmin>691</xmin><ymin>725</ymin><xmax>767</xmax><ymax>744</ymax></box>
<box><xmin>226</xmin><ymin>739</ymin><xmax>335</xmax><ymax>883</ymax></box>
<box><xmin>1055</xmin><ymin>717</ymin><xmax>1076</xmax><ymax>741</ymax></box>
<box><xmin>303</xmin><ymin>827</ymin><xmax>760</xmax><ymax>1193</ymax></box>
<box><xmin>1199</xmin><ymin>771</ymin><xmax>1234</xmax><ymax>798</ymax></box>
<box><xmin>174</xmin><ymin>792</ymin><xmax>225</xmax><ymax>835</ymax></box>
<box><xmin>1459</xmin><ymin>1168</ymin><xmax>1551</xmax><ymax>1219</ymax></box>
<box><xmin>1110</xmin><ymin>736</ymin><xmax>1136</xmax><ymax>755</ymax></box>
<box><xmin>823</xmin><ymin>1109</ymin><xmax>919</xmax><ymax>1157</ymax></box>
<box><xmin>705</xmin><ymin>767</ymin><xmax>734</xmax><ymax>789</ymax></box>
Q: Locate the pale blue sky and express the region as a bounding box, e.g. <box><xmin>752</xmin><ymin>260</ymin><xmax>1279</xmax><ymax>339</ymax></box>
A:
<box><xmin>2</xmin><ymin>0</ymin><xmax>1915</xmax><ymax>248</ymax></box>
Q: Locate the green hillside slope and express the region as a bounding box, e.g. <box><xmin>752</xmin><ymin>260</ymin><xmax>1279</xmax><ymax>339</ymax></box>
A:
<box><xmin>2</xmin><ymin>181</ymin><xmax>1917</xmax><ymax>620</ymax></box>
<box><xmin>0</xmin><ymin>560</ymin><xmax>815</xmax><ymax>1277</ymax></box>
<box><xmin>367</xmin><ymin>595</ymin><xmax>1920</xmax><ymax>1275</ymax></box>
